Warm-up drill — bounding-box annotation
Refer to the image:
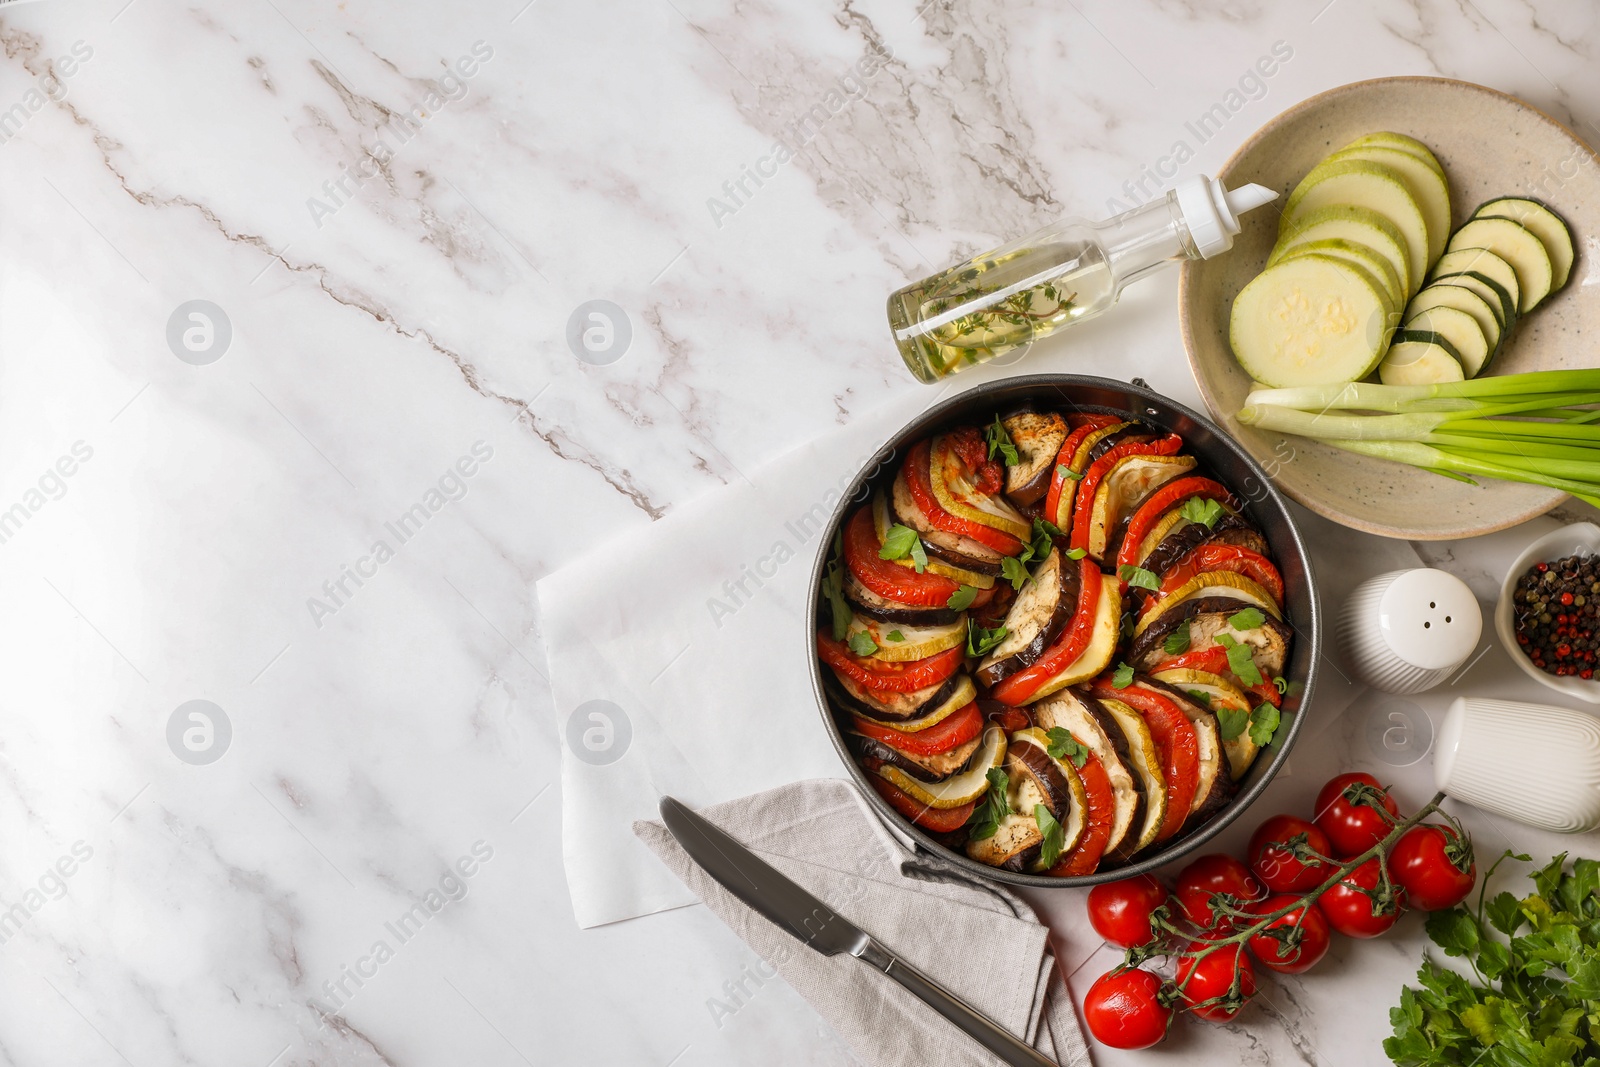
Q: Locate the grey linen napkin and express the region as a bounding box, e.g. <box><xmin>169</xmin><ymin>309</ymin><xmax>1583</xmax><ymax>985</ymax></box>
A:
<box><xmin>634</xmin><ymin>778</ymin><xmax>1092</xmax><ymax>1067</ymax></box>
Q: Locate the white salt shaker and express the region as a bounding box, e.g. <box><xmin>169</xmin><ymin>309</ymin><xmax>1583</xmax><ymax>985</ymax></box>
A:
<box><xmin>1336</xmin><ymin>568</ymin><xmax>1483</xmax><ymax>694</ymax></box>
<box><xmin>1436</xmin><ymin>696</ymin><xmax>1600</xmax><ymax>833</ymax></box>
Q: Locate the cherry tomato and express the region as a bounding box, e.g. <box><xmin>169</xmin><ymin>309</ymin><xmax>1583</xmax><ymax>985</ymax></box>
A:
<box><xmin>1389</xmin><ymin>824</ymin><xmax>1477</xmax><ymax>911</ymax></box>
<box><xmin>1176</xmin><ymin>942</ymin><xmax>1256</xmax><ymax>1022</ymax></box>
<box><xmin>1248</xmin><ymin>814</ymin><xmax>1336</xmax><ymax>894</ymax></box>
<box><xmin>1314</xmin><ymin>772</ymin><xmax>1401</xmax><ymax>857</ymax></box>
<box><xmin>865</xmin><ymin>773</ymin><xmax>975</xmax><ymax>833</ymax></box>
<box><xmin>1082</xmin><ymin>968</ymin><xmax>1172</xmax><ymax>1050</ymax></box>
<box><xmin>1172</xmin><ymin>854</ymin><xmax>1265</xmax><ymax>932</ymax></box>
<box><xmin>1246</xmin><ymin>896</ymin><xmax>1332</xmax><ymax>974</ymax></box>
<box><xmin>1319</xmin><ymin>858</ymin><xmax>1404</xmax><ymax>938</ymax></box>
<box><xmin>1087</xmin><ymin>875</ymin><xmax>1169</xmax><ymax>948</ymax></box>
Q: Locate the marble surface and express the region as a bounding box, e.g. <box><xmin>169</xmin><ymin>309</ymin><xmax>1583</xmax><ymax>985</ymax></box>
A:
<box><xmin>2</xmin><ymin>0</ymin><xmax>1600</xmax><ymax>1065</ymax></box>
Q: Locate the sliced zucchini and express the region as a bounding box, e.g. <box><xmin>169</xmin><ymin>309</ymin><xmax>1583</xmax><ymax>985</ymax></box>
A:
<box><xmin>1430</xmin><ymin>247</ymin><xmax>1520</xmax><ymax>327</ymax></box>
<box><xmin>1011</xmin><ymin>729</ymin><xmax>1088</xmax><ymax>870</ymax></box>
<box><xmin>1403</xmin><ymin>305</ymin><xmax>1490</xmax><ymax>377</ymax></box>
<box><xmin>1097</xmin><ymin>697</ymin><xmax>1167</xmax><ymax>859</ymax></box>
<box><xmin>1405</xmin><ymin>283</ymin><xmax>1501</xmax><ymax>361</ymax></box>
<box><xmin>845</xmin><ymin>612</ymin><xmax>966</xmax><ymax>662</ymax></box>
<box><xmin>879</xmin><ymin>725</ymin><xmax>1006</xmax><ymax>808</ymax></box>
<box><xmin>1276</xmin><ymin>237</ymin><xmax>1404</xmax><ymax>312</ymax></box>
<box><xmin>1344</xmin><ymin>132</ymin><xmax>1444</xmax><ymax>178</ymax></box>
<box><xmin>1378</xmin><ymin>330</ymin><xmax>1464</xmax><ymax>386</ymax></box>
<box><xmin>1280</xmin><ymin>159</ymin><xmax>1429</xmax><ymax>287</ymax></box>
<box><xmin>847</xmin><ymin>673</ymin><xmax>976</xmax><ymax>732</ymax></box>
<box><xmin>872</xmin><ymin>492</ymin><xmax>995</xmax><ymax>590</ymax></box>
<box><xmin>1326</xmin><ymin>145</ymin><xmax>1451</xmax><ymax>265</ymax></box>
<box><xmin>1150</xmin><ymin>668</ymin><xmax>1260</xmax><ymax>780</ymax></box>
<box><xmin>1447</xmin><ymin>218</ymin><xmax>1553</xmax><ymax>312</ymax></box>
<box><xmin>1473</xmin><ymin>196</ymin><xmax>1575</xmax><ymax>291</ymax></box>
<box><xmin>1033</xmin><ymin>690</ymin><xmax>1142</xmax><ymax>857</ymax></box>
<box><xmin>1135</xmin><ymin>571</ymin><xmax>1282</xmax><ymax>637</ymax></box>
<box><xmin>1270</xmin><ymin>204</ymin><xmax>1413</xmax><ymax>296</ymax></box>
<box><xmin>1229</xmin><ymin>254</ymin><xmax>1394</xmax><ymax>389</ymax></box>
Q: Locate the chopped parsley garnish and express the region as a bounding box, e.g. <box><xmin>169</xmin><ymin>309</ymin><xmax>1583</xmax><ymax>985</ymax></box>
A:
<box><xmin>1248</xmin><ymin>703</ymin><xmax>1280</xmax><ymax>746</ymax></box>
<box><xmin>1035</xmin><ymin>804</ymin><xmax>1066</xmax><ymax>868</ymax></box>
<box><xmin>1045</xmin><ymin>727</ymin><xmax>1089</xmax><ymax>768</ymax></box>
<box><xmin>1164</xmin><ymin>620</ymin><xmax>1191</xmax><ymax>654</ymax></box>
<box><xmin>1229</xmin><ymin>607</ymin><xmax>1266</xmax><ymax>630</ymax></box>
<box><xmin>878</xmin><ymin>523</ymin><xmax>928</xmax><ymax>573</ymax></box>
<box><xmin>946</xmin><ymin>585</ymin><xmax>978</xmax><ymax>611</ymax></box>
<box><xmin>1111</xmin><ymin>662</ymin><xmax>1135</xmax><ymax>688</ymax></box>
<box><xmin>1216</xmin><ymin>705</ymin><xmax>1249</xmax><ymax>741</ymax></box>
<box><xmin>1119</xmin><ymin>564</ymin><xmax>1160</xmax><ymax>591</ymax></box>
<box><xmin>820</xmin><ymin>561</ymin><xmax>851</xmax><ymax>640</ymax></box>
<box><xmin>986</xmin><ymin>415</ymin><xmax>1020</xmax><ymax>466</ymax></box>
<box><xmin>1186</xmin><ymin>688</ymin><xmax>1213</xmax><ymax>708</ymax></box>
<box><xmin>887</xmin><ymin>630</ymin><xmax>906</xmax><ymax>642</ymax></box>
<box><xmin>1179</xmin><ymin>496</ymin><xmax>1224</xmax><ymax>528</ymax></box>
<box><xmin>1064</xmin><ymin>547</ymin><xmax>1088</xmax><ymax>560</ymax></box>
<box><xmin>847</xmin><ymin>631</ymin><xmax>879</xmax><ymax>657</ymax></box>
<box><xmin>966</xmin><ymin>618</ymin><xmax>1008</xmax><ymax>657</ymax></box>
<box><xmin>1057</xmin><ymin>463</ymin><xmax>1082</xmax><ymax>481</ymax></box>
<box><xmin>967</xmin><ymin>768</ymin><xmax>1010</xmax><ymax>840</ymax></box>
<box><xmin>1001</xmin><ymin>556</ymin><xmax>1032</xmax><ymax>592</ymax></box>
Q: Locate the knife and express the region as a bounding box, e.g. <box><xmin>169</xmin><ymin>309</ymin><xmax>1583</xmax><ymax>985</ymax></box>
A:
<box><xmin>659</xmin><ymin>796</ymin><xmax>1059</xmax><ymax>1067</ymax></box>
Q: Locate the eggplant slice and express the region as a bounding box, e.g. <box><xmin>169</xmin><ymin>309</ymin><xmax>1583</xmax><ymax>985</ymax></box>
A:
<box><xmin>1001</xmin><ymin>411</ymin><xmax>1069</xmax><ymax>506</ymax></box>
<box><xmin>976</xmin><ymin>548</ymin><xmax>1079</xmax><ymax>687</ymax></box>
<box><xmin>843</xmin><ymin>570</ymin><xmax>962</xmax><ymax>627</ymax></box>
<box><xmin>825</xmin><ymin>668</ymin><xmax>968</xmax><ymax>723</ymax></box>
<box><xmin>1128</xmin><ymin>596</ymin><xmax>1292</xmax><ymax>676</ymax></box>
<box><xmin>1137</xmin><ymin>512</ymin><xmax>1269</xmax><ymax>576</ymax></box>
<box><xmin>847</xmin><ymin>729</ymin><xmax>986</xmax><ymax>783</ymax></box>
<box><xmin>889</xmin><ymin>466</ymin><xmax>1005</xmax><ymax>575</ymax></box>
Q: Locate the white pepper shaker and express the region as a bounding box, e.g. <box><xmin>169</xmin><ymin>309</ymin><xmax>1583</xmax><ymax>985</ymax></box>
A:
<box><xmin>1436</xmin><ymin>697</ymin><xmax>1600</xmax><ymax>832</ymax></box>
<box><xmin>1336</xmin><ymin>569</ymin><xmax>1483</xmax><ymax>694</ymax></box>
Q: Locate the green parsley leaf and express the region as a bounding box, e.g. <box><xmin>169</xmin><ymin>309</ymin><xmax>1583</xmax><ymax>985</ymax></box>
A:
<box><xmin>946</xmin><ymin>585</ymin><xmax>978</xmax><ymax>611</ymax></box>
<box><xmin>821</xmin><ymin>561</ymin><xmax>851</xmax><ymax>641</ymax></box>
<box><xmin>986</xmin><ymin>415</ymin><xmax>1020</xmax><ymax>466</ymax></box>
<box><xmin>1035</xmin><ymin>804</ymin><xmax>1066</xmax><ymax>868</ymax></box>
<box><xmin>1163</xmin><ymin>620</ymin><xmax>1191</xmax><ymax>654</ymax></box>
<box><xmin>1064</xmin><ymin>547</ymin><xmax>1088</xmax><ymax>560</ymax></box>
<box><xmin>1223</xmin><ymin>637</ymin><xmax>1264</xmax><ymax>686</ymax></box>
<box><xmin>1001</xmin><ymin>556</ymin><xmax>1031</xmax><ymax>592</ymax></box>
<box><xmin>887</xmin><ymin>630</ymin><xmax>906</xmax><ymax>642</ymax></box>
<box><xmin>966</xmin><ymin>618</ymin><xmax>1007</xmax><ymax>657</ymax></box>
<box><xmin>909</xmin><ymin>538</ymin><xmax>928</xmax><ymax>573</ymax></box>
<box><xmin>1111</xmin><ymin>662</ymin><xmax>1134</xmax><ymax>688</ymax></box>
<box><xmin>1215</xmin><ymin>705</ymin><xmax>1249</xmax><ymax>741</ymax></box>
<box><xmin>847</xmin><ymin>631</ymin><xmax>879</xmax><ymax>657</ymax></box>
<box><xmin>1185</xmin><ymin>688</ymin><xmax>1213</xmax><ymax>708</ymax></box>
<box><xmin>1118</xmin><ymin>564</ymin><xmax>1160</xmax><ymax>591</ymax></box>
<box><xmin>1056</xmin><ymin>463</ymin><xmax>1082</xmax><ymax>481</ymax></box>
<box><xmin>1229</xmin><ymin>607</ymin><xmax>1266</xmax><ymax>630</ymax></box>
<box><xmin>877</xmin><ymin>523</ymin><xmax>919</xmax><ymax>561</ymax></box>
<box><xmin>1028</xmin><ymin>518</ymin><xmax>1062</xmax><ymax>563</ymax></box>
<box><xmin>1045</xmin><ymin>727</ymin><xmax>1089</xmax><ymax>768</ymax></box>
<box><xmin>1247</xmin><ymin>702</ymin><xmax>1279</xmax><ymax>746</ymax></box>
<box><xmin>967</xmin><ymin>768</ymin><xmax>1010</xmax><ymax>839</ymax></box>
<box><xmin>1179</xmin><ymin>496</ymin><xmax>1224</xmax><ymax>528</ymax></box>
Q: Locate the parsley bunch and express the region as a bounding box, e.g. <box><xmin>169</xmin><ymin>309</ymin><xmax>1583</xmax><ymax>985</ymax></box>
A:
<box><xmin>1387</xmin><ymin>851</ymin><xmax>1600</xmax><ymax>1066</ymax></box>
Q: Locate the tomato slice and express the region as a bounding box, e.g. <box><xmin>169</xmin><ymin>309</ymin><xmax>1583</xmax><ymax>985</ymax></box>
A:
<box><xmin>1144</xmin><ymin>643</ymin><xmax>1285</xmax><ymax>707</ymax></box>
<box><xmin>903</xmin><ymin>441</ymin><xmax>1025</xmax><ymax>556</ymax></box>
<box><xmin>1090</xmin><ymin>679</ymin><xmax>1199</xmax><ymax>841</ymax></box>
<box><xmin>1066</xmin><ymin>413</ymin><xmax>1125</xmax><ymax>431</ymax></box>
<box><xmin>866</xmin><ymin>771</ymin><xmax>977</xmax><ymax>832</ymax></box>
<box><xmin>1068</xmin><ymin>435</ymin><xmax>1184</xmax><ymax>552</ymax></box>
<box><xmin>1041</xmin><ymin>422</ymin><xmax>1106</xmax><ymax>531</ymax></box>
<box><xmin>852</xmin><ymin>701</ymin><xmax>982</xmax><ymax>756</ymax></box>
<box><xmin>816</xmin><ymin>634</ymin><xmax>963</xmax><ymax>692</ymax></box>
<box><xmin>1047</xmin><ymin>748</ymin><xmax>1114</xmax><ymax>876</ymax></box>
<box><xmin>1155</xmin><ymin>544</ymin><xmax>1284</xmax><ymax>605</ymax></box>
<box><xmin>989</xmin><ymin>558</ymin><xmax>1104</xmax><ymax>705</ymax></box>
<box><xmin>841</xmin><ymin>505</ymin><xmax>959</xmax><ymax>607</ymax></box>
<box><xmin>1115</xmin><ymin>477</ymin><xmax>1237</xmax><ymax>572</ymax></box>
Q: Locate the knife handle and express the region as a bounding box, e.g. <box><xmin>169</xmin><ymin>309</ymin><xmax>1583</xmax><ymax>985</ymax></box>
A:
<box><xmin>854</xmin><ymin>940</ymin><xmax>1058</xmax><ymax>1067</ymax></box>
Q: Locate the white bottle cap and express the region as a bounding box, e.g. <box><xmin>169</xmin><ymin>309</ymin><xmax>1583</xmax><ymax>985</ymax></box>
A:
<box><xmin>1173</xmin><ymin>176</ymin><xmax>1278</xmax><ymax>258</ymax></box>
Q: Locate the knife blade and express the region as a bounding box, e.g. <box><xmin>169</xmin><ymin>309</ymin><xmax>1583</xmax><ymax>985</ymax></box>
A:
<box><xmin>660</xmin><ymin>796</ymin><xmax>1058</xmax><ymax>1067</ymax></box>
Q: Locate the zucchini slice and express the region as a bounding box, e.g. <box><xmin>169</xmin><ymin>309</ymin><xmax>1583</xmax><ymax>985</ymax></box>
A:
<box><xmin>1327</xmin><ymin>145</ymin><xmax>1451</xmax><ymax>265</ymax></box>
<box><xmin>1229</xmin><ymin>254</ymin><xmax>1393</xmax><ymax>389</ymax></box>
<box><xmin>1022</xmin><ymin>576</ymin><xmax>1123</xmax><ymax>704</ymax></box>
<box><xmin>1406</xmin><ymin>283</ymin><xmax>1503</xmax><ymax>362</ymax></box>
<box><xmin>845</xmin><ymin>612</ymin><xmax>966</xmax><ymax>662</ymax></box>
<box><xmin>846</xmin><ymin>673</ymin><xmax>976</xmax><ymax>732</ymax></box>
<box><xmin>1280</xmin><ymin>159</ymin><xmax>1430</xmax><ymax>288</ymax></box>
<box><xmin>1430</xmin><ymin>247</ymin><xmax>1520</xmax><ymax>327</ymax></box>
<box><xmin>929</xmin><ymin>434</ymin><xmax>1031</xmax><ymax>540</ymax></box>
<box><xmin>1270</xmin><ymin>204</ymin><xmax>1413</xmax><ymax>296</ymax></box>
<box><xmin>1344</xmin><ymin>132</ymin><xmax>1444</xmax><ymax>178</ymax></box>
<box><xmin>1086</xmin><ymin>452</ymin><xmax>1198</xmax><ymax>562</ymax></box>
<box><xmin>1407</xmin><ymin>282</ymin><xmax>1501</xmax><ymax>356</ymax></box>
<box><xmin>1447</xmin><ymin>218</ymin><xmax>1553</xmax><ymax>312</ymax></box>
<box><xmin>1379</xmin><ymin>330</ymin><xmax>1464</xmax><ymax>386</ymax></box>
<box><xmin>1473</xmin><ymin>196</ymin><xmax>1575</xmax><ymax>291</ymax></box>
<box><xmin>878</xmin><ymin>725</ymin><xmax>1006</xmax><ymax>808</ymax></box>
<box><xmin>1097</xmin><ymin>697</ymin><xmax>1167</xmax><ymax>860</ymax></box>
<box><xmin>1276</xmin><ymin>237</ymin><xmax>1404</xmax><ymax>312</ymax></box>
<box><xmin>1033</xmin><ymin>689</ymin><xmax>1142</xmax><ymax>857</ymax></box>
<box><xmin>1403</xmin><ymin>305</ymin><xmax>1490</xmax><ymax>377</ymax></box>
<box><xmin>1149</xmin><ymin>669</ymin><xmax>1260</xmax><ymax>780</ymax></box>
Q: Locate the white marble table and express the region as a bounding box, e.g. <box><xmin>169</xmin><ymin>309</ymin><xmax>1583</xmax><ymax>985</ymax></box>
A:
<box><xmin>3</xmin><ymin>0</ymin><xmax>1599</xmax><ymax>1064</ymax></box>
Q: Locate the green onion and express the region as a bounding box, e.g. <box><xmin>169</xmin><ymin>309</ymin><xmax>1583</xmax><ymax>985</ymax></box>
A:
<box><xmin>1236</xmin><ymin>371</ymin><xmax>1600</xmax><ymax>505</ymax></box>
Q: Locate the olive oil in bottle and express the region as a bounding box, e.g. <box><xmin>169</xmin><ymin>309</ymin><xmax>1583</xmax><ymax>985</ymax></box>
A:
<box><xmin>888</xmin><ymin>177</ymin><xmax>1277</xmax><ymax>383</ymax></box>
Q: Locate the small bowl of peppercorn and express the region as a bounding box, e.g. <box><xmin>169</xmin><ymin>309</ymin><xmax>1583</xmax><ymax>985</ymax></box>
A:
<box><xmin>1497</xmin><ymin>522</ymin><xmax>1600</xmax><ymax>704</ymax></box>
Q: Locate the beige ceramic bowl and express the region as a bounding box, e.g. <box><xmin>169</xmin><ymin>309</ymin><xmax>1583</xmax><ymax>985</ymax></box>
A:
<box><xmin>1180</xmin><ymin>77</ymin><xmax>1600</xmax><ymax>540</ymax></box>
